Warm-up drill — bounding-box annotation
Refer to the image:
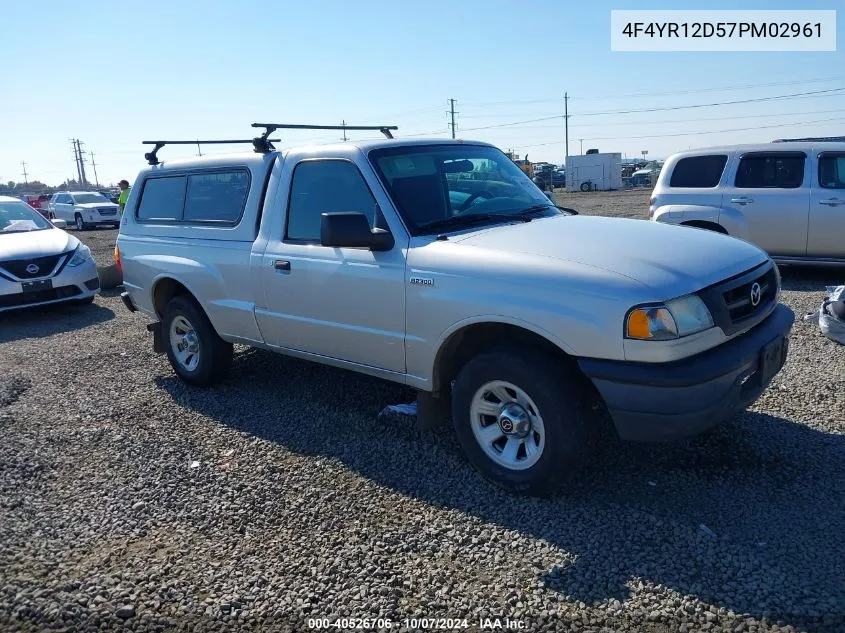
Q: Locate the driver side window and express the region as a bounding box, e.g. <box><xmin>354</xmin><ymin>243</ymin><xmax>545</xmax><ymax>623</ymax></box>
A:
<box><xmin>286</xmin><ymin>160</ymin><xmax>378</xmax><ymax>242</ymax></box>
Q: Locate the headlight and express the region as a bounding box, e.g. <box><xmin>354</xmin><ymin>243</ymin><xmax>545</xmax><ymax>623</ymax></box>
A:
<box><xmin>626</xmin><ymin>294</ymin><xmax>713</xmax><ymax>340</ymax></box>
<box><xmin>67</xmin><ymin>244</ymin><xmax>92</xmax><ymax>267</ymax></box>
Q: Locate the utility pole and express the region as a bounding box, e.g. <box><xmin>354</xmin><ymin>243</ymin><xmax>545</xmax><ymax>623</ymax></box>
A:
<box><xmin>90</xmin><ymin>152</ymin><xmax>100</xmax><ymax>187</ymax></box>
<box><xmin>448</xmin><ymin>98</ymin><xmax>458</xmax><ymax>139</ymax></box>
<box><xmin>341</xmin><ymin>120</ymin><xmax>348</xmax><ymax>142</ymax></box>
<box><xmin>71</xmin><ymin>140</ymin><xmax>82</xmax><ymax>184</ymax></box>
<box><xmin>77</xmin><ymin>140</ymin><xmax>88</xmax><ymax>186</ymax></box>
<box><xmin>21</xmin><ymin>161</ymin><xmax>29</xmax><ymax>187</ymax></box>
<box><xmin>564</xmin><ymin>92</ymin><xmax>569</xmax><ymax>167</ymax></box>
<box><xmin>579</xmin><ymin>139</ymin><xmax>584</xmax><ymax>155</ymax></box>
<box><xmin>196</xmin><ymin>140</ymin><xmax>202</xmax><ymax>156</ymax></box>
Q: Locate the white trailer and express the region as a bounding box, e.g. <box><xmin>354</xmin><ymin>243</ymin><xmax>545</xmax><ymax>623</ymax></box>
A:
<box><xmin>565</xmin><ymin>153</ymin><xmax>622</xmax><ymax>192</ymax></box>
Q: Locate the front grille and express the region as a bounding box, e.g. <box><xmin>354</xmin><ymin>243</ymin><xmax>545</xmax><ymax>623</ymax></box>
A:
<box><xmin>97</xmin><ymin>207</ymin><xmax>117</xmax><ymax>216</ymax></box>
<box><xmin>722</xmin><ymin>266</ymin><xmax>778</xmax><ymax>324</ymax></box>
<box><xmin>0</xmin><ymin>252</ymin><xmax>69</xmax><ymax>280</ymax></box>
<box><xmin>697</xmin><ymin>262</ymin><xmax>779</xmax><ymax>336</ymax></box>
<box><xmin>0</xmin><ymin>285</ymin><xmax>81</xmax><ymax>309</ymax></box>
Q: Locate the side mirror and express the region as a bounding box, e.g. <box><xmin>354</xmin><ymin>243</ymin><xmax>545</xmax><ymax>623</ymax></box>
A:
<box><xmin>320</xmin><ymin>212</ymin><xmax>394</xmax><ymax>251</ymax></box>
<box><xmin>51</xmin><ymin>218</ymin><xmax>68</xmax><ymax>229</ymax></box>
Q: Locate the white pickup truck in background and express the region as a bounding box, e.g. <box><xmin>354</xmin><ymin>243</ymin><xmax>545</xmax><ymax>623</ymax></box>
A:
<box><xmin>116</xmin><ymin>125</ymin><xmax>795</xmax><ymax>494</ymax></box>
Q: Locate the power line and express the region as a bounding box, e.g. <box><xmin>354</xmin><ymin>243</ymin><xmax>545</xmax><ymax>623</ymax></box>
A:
<box><xmin>464</xmin><ymin>107</ymin><xmax>845</xmax><ymax>134</ymax></box>
<box><xmin>459</xmin><ymin>76</ymin><xmax>845</xmax><ymax>107</ymax></box>
<box><xmin>514</xmin><ymin>115</ymin><xmax>845</xmax><ymax>148</ymax></box>
<box><xmin>575</xmin><ymin>87</ymin><xmax>845</xmax><ymax>117</ymax></box>
<box><xmin>402</xmin><ymin>87</ymin><xmax>845</xmax><ymax>137</ymax></box>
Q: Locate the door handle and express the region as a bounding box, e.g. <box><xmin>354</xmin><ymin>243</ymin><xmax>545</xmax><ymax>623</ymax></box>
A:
<box><xmin>273</xmin><ymin>260</ymin><xmax>291</xmax><ymax>271</ymax></box>
<box><xmin>730</xmin><ymin>197</ymin><xmax>754</xmax><ymax>205</ymax></box>
<box><xmin>819</xmin><ymin>198</ymin><xmax>844</xmax><ymax>206</ymax></box>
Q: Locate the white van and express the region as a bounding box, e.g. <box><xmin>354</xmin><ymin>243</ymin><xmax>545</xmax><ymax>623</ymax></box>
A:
<box><xmin>650</xmin><ymin>142</ymin><xmax>845</xmax><ymax>265</ymax></box>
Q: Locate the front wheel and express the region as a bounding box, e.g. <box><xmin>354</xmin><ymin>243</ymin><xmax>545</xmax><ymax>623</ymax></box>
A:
<box><xmin>451</xmin><ymin>347</ymin><xmax>597</xmax><ymax>495</ymax></box>
<box><xmin>74</xmin><ymin>213</ymin><xmax>87</xmax><ymax>231</ymax></box>
<box><xmin>163</xmin><ymin>295</ymin><xmax>232</xmax><ymax>386</ymax></box>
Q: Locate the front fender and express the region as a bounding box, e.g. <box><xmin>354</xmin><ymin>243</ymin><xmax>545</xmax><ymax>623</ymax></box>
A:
<box><xmin>436</xmin><ymin>313</ymin><xmax>577</xmax><ymax>356</ymax></box>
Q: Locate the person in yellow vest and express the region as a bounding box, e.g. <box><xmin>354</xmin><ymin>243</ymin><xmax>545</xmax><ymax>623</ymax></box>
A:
<box><xmin>117</xmin><ymin>180</ymin><xmax>131</xmax><ymax>215</ymax></box>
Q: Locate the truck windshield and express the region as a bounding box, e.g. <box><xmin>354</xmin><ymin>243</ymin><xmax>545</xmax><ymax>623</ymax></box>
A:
<box><xmin>368</xmin><ymin>144</ymin><xmax>563</xmax><ymax>236</ymax></box>
<box><xmin>0</xmin><ymin>201</ymin><xmax>52</xmax><ymax>233</ymax></box>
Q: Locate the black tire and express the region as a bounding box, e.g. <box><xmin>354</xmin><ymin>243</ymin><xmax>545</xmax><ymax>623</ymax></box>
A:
<box><xmin>580</xmin><ymin>182</ymin><xmax>591</xmax><ymax>192</ymax></box>
<box><xmin>74</xmin><ymin>213</ymin><xmax>88</xmax><ymax>231</ymax></box>
<box><xmin>162</xmin><ymin>295</ymin><xmax>232</xmax><ymax>387</ymax></box>
<box><xmin>451</xmin><ymin>346</ymin><xmax>597</xmax><ymax>496</ymax></box>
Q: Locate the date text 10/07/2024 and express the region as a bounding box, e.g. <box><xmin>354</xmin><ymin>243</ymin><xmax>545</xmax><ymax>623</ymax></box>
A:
<box><xmin>307</xmin><ymin>617</ymin><xmax>527</xmax><ymax>630</ymax></box>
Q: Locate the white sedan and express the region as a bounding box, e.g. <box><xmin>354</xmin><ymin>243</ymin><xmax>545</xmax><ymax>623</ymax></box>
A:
<box><xmin>0</xmin><ymin>196</ymin><xmax>100</xmax><ymax>312</ymax></box>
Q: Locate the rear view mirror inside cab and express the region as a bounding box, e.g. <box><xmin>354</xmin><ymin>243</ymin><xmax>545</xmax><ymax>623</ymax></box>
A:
<box><xmin>442</xmin><ymin>160</ymin><xmax>474</xmax><ymax>174</ymax></box>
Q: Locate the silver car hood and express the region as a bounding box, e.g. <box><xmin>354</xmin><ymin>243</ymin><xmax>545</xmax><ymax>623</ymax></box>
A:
<box><xmin>0</xmin><ymin>227</ymin><xmax>79</xmax><ymax>260</ymax></box>
<box><xmin>451</xmin><ymin>215</ymin><xmax>769</xmax><ymax>294</ymax></box>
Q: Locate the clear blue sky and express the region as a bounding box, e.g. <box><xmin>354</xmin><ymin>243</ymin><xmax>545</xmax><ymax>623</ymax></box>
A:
<box><xmin>1</xmin><ymin>0</ymin><xmax>842</xmax><ymax>187</ymax></box>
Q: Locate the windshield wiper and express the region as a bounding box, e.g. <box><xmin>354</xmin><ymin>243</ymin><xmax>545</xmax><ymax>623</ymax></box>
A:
<box><xmin>420</xmin><ymin>205</ymin><xmax>555</xmax><ymax>234</ymax></box>
<box><xmin>419</xmin><ymin>213</ymin><xmax>526</xmax><ymax>233</ymax></box>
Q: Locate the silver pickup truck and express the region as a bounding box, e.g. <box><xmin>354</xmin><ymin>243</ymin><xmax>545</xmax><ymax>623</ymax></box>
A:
<box><xmin>116</xmin><ymin>125</ymin><xmax>795</xmax><ymax>494</ymax></box>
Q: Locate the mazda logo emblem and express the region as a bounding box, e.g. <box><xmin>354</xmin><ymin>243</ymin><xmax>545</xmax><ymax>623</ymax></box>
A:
<box><xmin>500</xmin><ymin>418</ymin><xmax>514</xmax><ymax>433</ymax></box>
<box><xmin>25</xmin><ymin>263</ymin><xmax>39</xmax><ymax>274</ymax></box>
<box><xmin>750</xmin><ymin>282</ymin><xmax>762</xmax><ymax>307</ymax></box>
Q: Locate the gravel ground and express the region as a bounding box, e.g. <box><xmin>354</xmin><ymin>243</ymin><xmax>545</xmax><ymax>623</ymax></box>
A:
<box><xmin>1</xmin><ymin>202</ymin><xmax>844</xmax><ymax>633</ymax></box>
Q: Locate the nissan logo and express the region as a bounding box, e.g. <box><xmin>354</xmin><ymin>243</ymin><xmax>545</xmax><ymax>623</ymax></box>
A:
<box><xmin>750</xmin><ymin>282</ymin><xmax>762</xmax><ymax>307</ymax></box>
<box><xmin>25</xmin><ymin>263</ymin><xmax>39</xmax><ymax>275</ymax></box>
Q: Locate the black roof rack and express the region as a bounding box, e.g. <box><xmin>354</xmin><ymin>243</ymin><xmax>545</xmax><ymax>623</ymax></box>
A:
<box><xmin>142</xmin><ymin>123</ymin><xmax>398</xmax><ymax>166</ymax></box>
<box><xmin>142</xmin><ymin>139</ymin><xmax>281</xmax><ymax>166</ymax></box>
<box><xmin>251</xmin><ymin>122</ymin><xmax>398</xmax><ymax>142</ymax></box>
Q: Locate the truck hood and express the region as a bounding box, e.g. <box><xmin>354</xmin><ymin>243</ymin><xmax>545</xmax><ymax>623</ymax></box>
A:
<box><xmin>451</xmin><ymin>215</ymin><xmax>768</xmax><ymax>294</ymax></box>
<box><xmin>0</xmin><ymin>227</ymin><xmax>79</xmax><ymax>260</ymax></box>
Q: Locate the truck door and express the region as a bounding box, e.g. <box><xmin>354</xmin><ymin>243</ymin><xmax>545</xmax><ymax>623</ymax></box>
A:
<box><xmin>808</xmin><ymin>151</ymin><xmax>845</xmax><ymax>258</ymax></box>
<box><xmin>721</xmin><ymin>151</ymin><xmax>810</xmax><ymax>256</ymax></box>
<box><xmin>256</xmin><ymin>155</ymin><xmax>407</xmax><ymax>374</ymax></box>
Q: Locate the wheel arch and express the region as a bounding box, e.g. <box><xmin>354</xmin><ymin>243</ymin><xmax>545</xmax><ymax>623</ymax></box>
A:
<box><xmin>680</xmin><ymin>219</ymin><xmax>728</xmax><ymax>234</ymax></box>
<box><xmin>151</xmin><ymin>275</ymin><xmax>202</xmax><ymax>320</ymax></box>
<box><xmin>431</xmin><ymin>318</ymin><xmax>578</xmax><ymax>395</ymax></box>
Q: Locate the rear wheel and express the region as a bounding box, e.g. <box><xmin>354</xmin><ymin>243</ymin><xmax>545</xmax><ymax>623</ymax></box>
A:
<box><xmin>450</xmin><ymin>347</ymin><xmax>597</xmax><ymax>495</ymax></box>
<box><xmin>163</xmin><ymin>295</ymin><xmax>232</xmax><ymax>386</ymax></box>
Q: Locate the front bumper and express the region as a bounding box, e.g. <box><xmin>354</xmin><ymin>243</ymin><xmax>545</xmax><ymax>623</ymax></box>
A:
<box><xmin>0</xmin><ymin>258</ymin><xmax>100</xmax><ymax>312</ymax></box>
<box><xmin>578</xmin><ymin>304</ymin><xmax>795</xmax><ymax>442</ymax></box>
